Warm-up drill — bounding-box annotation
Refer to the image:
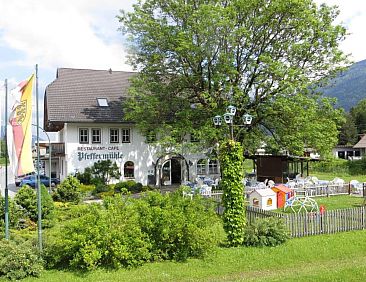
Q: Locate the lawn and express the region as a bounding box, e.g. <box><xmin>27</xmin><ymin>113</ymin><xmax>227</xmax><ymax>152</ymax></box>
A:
<box><xmin>275</xmin><ymin>195</ymin><xmax>365</xmax><ymax>214</ymax></box>
<box><xmin>19</xmin><ymin>230</ymin><xmax>366</xmax><ymax>282</ymax></box>
<box><xmin>310</xmin><ymin>171</ymin><xmax>366</xmax><ymax>183</ymax></box>
<box><xmin>314</xmin><ymin>194</ymin><xmax>365</xmax><ymax>210</ymax></box>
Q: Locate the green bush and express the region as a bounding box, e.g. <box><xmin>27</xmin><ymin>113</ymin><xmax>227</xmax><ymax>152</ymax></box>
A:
<box><xmin>141</xmin><ymin>185</ymin><xmax>155</xmax><ymax>192</ymax></box>
<box><xmin>52</xmin><ymin>175</ymin><xmax>82</xmax><ymax>203</ymax></box>
<box><xmin>79</xmin><ymin>184</ymin><xmax>96</xmax><ymax>193</ymax></box>
<box><xmin>44</xmin><ymin>199</ymin><xmax>151</xmax><ymax>270</ymax></box>
<box><xmin>114</xmin><ymin>180</ymin><xmax>143</xmax><ymax>194</ymax></box>
<box><xmin>43</xmin><ymin>190</ymin><xmax>223</xmax><ymax>270</ymax></box>
<box><xmin>75</xmin><ymin>167</ymin><xmax>93</xmax><ymax>185</ymax></box>
<box><xmin>91</xmin><ymin>178</ymin><xmax>109</xmax><ymax>195</ymax></box>
<box><xmin>135</xmin><ymin>189</ymin><xmax>222</xmax><ymax>261</ymax></box>
<box><xmin>348</xmin><ymin>157</ymin><xmax>366</xmax><ymax>175</ymax></box>
<box><xmin>310</xmin><ymin>158</ymin><xmax>349</xmax><ymax>174</ymax></box>
<box><xmin>14</xmin><ymin>185</ymin><xmax>55</xmax><ymax>227</ymax></box>
<box><xmin>244</xmin><ymin>217</ymin><xmax>289</xmax><ymax>247</ymax></box>
<box><xmin>0</xmin><ymin>239</ymin><xmax>43</xmax><ymax>280</ymax></box>
<box><xmin>0</xmin><ymin>195</ymin><xmax>25</xmax><ymax>230</ymax></box>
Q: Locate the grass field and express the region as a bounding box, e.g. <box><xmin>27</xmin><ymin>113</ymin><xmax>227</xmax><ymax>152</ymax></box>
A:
<box><xmin>310</xmin><ymin>171</ymin><xmax>366</xmax><ymax>183</ymax></box>
<box><xmin>275</xmin><ymin>195</ymin><xmax>365</xmax><ymax>214</ymax></box>
<box><xmin>314</xmin><ymin>194</ymin><xmax>365</xmax><ymax>210</ymax></box>
<box><xmin>18</xmin><ymin>230</ymin><xmax>366</xmax><ymax>282</ymax></box>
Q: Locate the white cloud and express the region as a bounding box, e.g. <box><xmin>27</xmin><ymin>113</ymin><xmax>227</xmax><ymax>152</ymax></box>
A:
<box><xmin>0</xmin><ymin>0</ymin><xmax>135</xmax><ymax>71</ymax></box>
<box><xmin>316</xmin><ymin>0</ymin><xmax>366</xmax><ymax>62</ymax></box>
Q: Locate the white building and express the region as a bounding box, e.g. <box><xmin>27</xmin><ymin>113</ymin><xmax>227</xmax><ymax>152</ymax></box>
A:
<box><xmin>43</xmin><ymin>68</ymin><xmax>220</xmax><ymax>186</ymax></box>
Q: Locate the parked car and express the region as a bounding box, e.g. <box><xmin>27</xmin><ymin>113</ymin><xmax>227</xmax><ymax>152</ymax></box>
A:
<box><xmin>19</xmin><ymin>175</ymin><xmax>60</xmax><ymax>188</ymax></box>
<box><xmin>15</xmin><ymin>172</ymin><xmax>35</xmax><ymax>186</ymax></box>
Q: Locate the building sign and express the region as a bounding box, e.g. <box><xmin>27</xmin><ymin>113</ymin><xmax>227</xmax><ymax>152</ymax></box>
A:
<box><xmin>77</xmin><ymin>146</ymin><xmax>123</xmax><ymax>161</ymax></box>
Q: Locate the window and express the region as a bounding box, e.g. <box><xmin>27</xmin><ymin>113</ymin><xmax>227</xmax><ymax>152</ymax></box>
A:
<box><xmin>253</xmin><ymin>198</ymin><xmax>259</xmax><ymax>207</ymax></box>
<box><xmin>209</xmin><ymin>159</ymin><xmax>219</xmax><ymax>174</ymax></box>
<box><xmin>122</xmin><ymin>128</ymin><xmax>131</xmax><ymax>143</ymax></box>
<box><xmin>79</xmin><ymin>128</ymin><xmax>89</xmax><ymax>144</ymax></box>
<box><xmin>97</xmin><ymin>98</ymin><xmax>109</xmax><ymax>107</ymax></box>
<box><xmin>146</xmin><ymin>131</ymin><xmax>156</xmax><ymax>143</ymax></box>
<box><xmin>110</xmin><ymin>128</ymin><xmax>119</xmax><ymax>143</ymax></box>
<box><xmin>197</xmin><ymin>159</ymin><xmax>207</xmax><ymax>175</ymax></box>
<box><xmin>267</xmin><ymin>198</ymin><xmax>273</xmax><ymax>207</ymax></box>
<box><xmin>92</xmin><ymin>128</ymin><xmax>101</xmax><ymax>143</ymax></box>
<box><xmin>124</xmin><ymin>161</ymin><xmax>134</xmax><ymax>178</ymax></box>
<box><xmin>190</xmin><ymin>133</ymin><xmax>199</xmax><ymax>142</ymax></box>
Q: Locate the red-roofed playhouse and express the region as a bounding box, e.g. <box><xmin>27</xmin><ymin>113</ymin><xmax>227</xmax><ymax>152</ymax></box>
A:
<box><xmin>272</xmin><ymin>184</ymin><xmax>294</xmax><ymax>209</ymax></box>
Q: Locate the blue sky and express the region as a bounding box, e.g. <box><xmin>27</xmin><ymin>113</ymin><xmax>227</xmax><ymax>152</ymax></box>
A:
<box><xmin>0</xmin><ymin>0</ymin><xmax>365</xmax><ymax>140</ymax></box>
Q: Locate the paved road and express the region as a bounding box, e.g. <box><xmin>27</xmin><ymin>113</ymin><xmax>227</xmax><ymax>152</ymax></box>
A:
<box><xmin>0</xmin><ymin>165</ymin><xmax>19</xmax><ymax>198</ymax></box>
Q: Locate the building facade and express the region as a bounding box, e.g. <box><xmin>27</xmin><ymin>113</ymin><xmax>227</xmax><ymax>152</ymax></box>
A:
<box><xmin>43</xmin><ymin>68</ymin><xmax>220</xmax><ymax>185</ymax></box>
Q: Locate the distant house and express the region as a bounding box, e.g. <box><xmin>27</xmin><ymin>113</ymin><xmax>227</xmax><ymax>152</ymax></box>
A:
<box><xmin>332</xmin><ymin>145</ymin><xmax>360</xmax><ymax>160</ymax></box>
<box><xmin>332</xmin><ymin>135</ymin><xmax>366</xmax><ymax>160</ymax></box>
<box><xmin>352</xmin><ymin>135</ymin><xmax>366</xmax><ymax>159</ymax></box>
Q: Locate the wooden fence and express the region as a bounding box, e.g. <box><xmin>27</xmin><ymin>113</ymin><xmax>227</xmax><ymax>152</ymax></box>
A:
<box><xmin>246</xmin><ymin>206</ymin><xmax>366</xmax><ymax>237</ymax></box>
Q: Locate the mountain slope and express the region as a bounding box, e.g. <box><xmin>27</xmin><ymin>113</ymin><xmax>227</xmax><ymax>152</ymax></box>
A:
<box><xmin>321</xmin><ymin>60</ymin><xmax>366</xmax><ymax>111</ymax></box>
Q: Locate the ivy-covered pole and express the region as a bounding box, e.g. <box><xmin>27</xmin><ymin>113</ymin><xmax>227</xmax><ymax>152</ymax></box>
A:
<box><xmin>219</xmin><ymin>139</ymin><xmax>245</xmax><ymax>246</ymax></box>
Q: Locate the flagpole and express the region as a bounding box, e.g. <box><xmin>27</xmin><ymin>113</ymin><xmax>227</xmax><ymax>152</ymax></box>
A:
<box><xmin>4</xmin><ymin>79</ymin><xmax>9</xmax><ymax>240</ymax></box>
<box><xmin>36</xmin><ymin>64</ymin><xmax>42</xmax><ymax>253</ymax></box>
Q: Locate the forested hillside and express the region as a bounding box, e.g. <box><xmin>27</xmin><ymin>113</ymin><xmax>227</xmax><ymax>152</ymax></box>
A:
<box><xmin>321</xmin><ymin>60</ymin><xmax>366</xmax><ymax>111</ymax></box>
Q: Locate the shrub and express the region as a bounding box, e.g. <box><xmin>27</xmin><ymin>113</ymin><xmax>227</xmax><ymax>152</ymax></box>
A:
<box><xmin>0</xmin><ymin>195</ymin><xmax>25</xmax><ymax>230</ymax></box>
<box><xmin>348</xmin><ymin>157</ymin><xmax>366</xmax><ymax>175</ymax></box>
<box><xmin>43</xmin><ymin>191</ymin><xmax>223</xmax><ymax>269</ymax></box>
<box><xmin>141</xmin><ymin>185</ymin><xmax>155</xmax><ymax>192</ymax></box>
<box><xmin>114</xmin><ymin>180</ymin><xmax>143</xmax><ymax>194</ymax></box>
<box><xmin>43</xmin><ymin>199</ymin><xmax>151</xmax><ymax>270</ymax></box>
<box><xmin>310</xmin><ymin>158</ymin><xmax>348</xmax><ymax>174</ymax></box>
<box><xmin>14</xmin><ymin>185</ymin><xmax>55</xmax><ymax>227</ymax></box>
<box><xmin>75</xmin><ymin>167</ymin><xmax>93</xmax><ymax>185</ymax></box>
<box><xmin>53</xmin><ymin>175</ymin><xmax>82</xmax><ymax>203</ymax></box>
<box><xmin>244</xmin><ymin>217</ymin><xmax>289</xmax><ymax>247</ymax></box>
<box><xmin>91</xmin><ymin>178</ymin><xmax>109</xmax><ymax>195</ymax></box>
<box><xmin>135</xmin><ymin>189</ymin><xmax>223</xmax><ymax>261</ymax></box>
<box><xmin>0</xmin><ymin>239</ymin><xmax>43</xmax><ymax>280</ymax></box>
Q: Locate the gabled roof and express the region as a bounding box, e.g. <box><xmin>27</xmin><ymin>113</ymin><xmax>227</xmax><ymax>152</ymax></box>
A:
<box><xmin>272</xmin><ymin>184</ymin><xmax>292</xmax><ymax>194</ymax></box>
<box><xmin>353</xmin><ymin>134</ymin><xmax>366</xmax><ymax>149</ymax></box>
<box><xmin>44</xmin><ymin>68</ymin><xmax>136</xmax><ymax>131</ymax></box>
<box><xmin>250</xmin><ymin>188</ymin><xmax>276</xmax><ymax>197</ymax></box>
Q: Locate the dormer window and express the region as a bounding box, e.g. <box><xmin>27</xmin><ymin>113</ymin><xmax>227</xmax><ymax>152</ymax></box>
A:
<box><xmin>97</xmin><ymin>98</ymin><xmax>109</xmax><ymax>107</ymax></box>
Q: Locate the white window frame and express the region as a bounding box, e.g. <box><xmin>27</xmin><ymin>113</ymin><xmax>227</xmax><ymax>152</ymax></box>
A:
<box><xmin>92</xmin><ymin>128</ymin><xmax>102</xmax><ymax>144</ymax></box>
<box><xmin>79</xmin><ymin>128</ymin><xmax>89</xmax><ymax>144</ymax></box>
<box><xmin>197</xmin><ymin>159</ymin><xmax>207</xmax><ymax>175</ymax></box>
<box><xmin>209</xmin><ymin>159</ymin><xmax>219</xmax><ymax>174</ymax></box>
<box><xmin>109</xmin><ymin>128</ymin><xmax>119</xmax><ymax>143</ymax></box>
<box><xmin>122</xmin><ymin>128</ymin><xmax>131</xmax><ymax>143</ymax></box>
<box><xmin>97</xmin><ymin>98</ymin><xmax>109</xmax><ymax>107</ymax></box>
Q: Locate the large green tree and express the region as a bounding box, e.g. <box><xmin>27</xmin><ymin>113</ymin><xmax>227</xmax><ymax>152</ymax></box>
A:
<box><xmin>338</xmin><ymin>112</ymin><xmax>358</xmax><ymax>145</ymax></box>
<box><xmin>350</xmin><ymin>99</ymin><xmax>366</xmax><ymax>135</ymax></box>
<box><xmin>119</xmin><ymin>0</ymin><xmax>347</xmax><ymax>156</ymax></box>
